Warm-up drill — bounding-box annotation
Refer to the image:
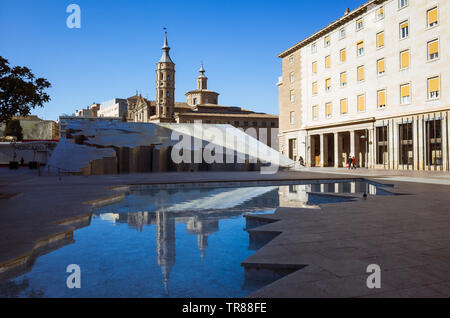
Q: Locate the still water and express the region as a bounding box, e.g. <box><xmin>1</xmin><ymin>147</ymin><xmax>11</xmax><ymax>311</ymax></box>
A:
<box><xmin>0</xmin><ymin>180</ymin><xmax>392</xmax><ymax>298</ymax></box>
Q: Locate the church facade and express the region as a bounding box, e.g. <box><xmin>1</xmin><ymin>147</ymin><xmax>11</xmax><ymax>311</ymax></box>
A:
<box><xmin>128</xmin><ymin>31</ymin><xmax>279</xmax><ymax>148</ymax></box>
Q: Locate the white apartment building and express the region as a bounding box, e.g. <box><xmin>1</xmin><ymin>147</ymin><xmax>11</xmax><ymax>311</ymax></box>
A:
<box><xmin>278</xmin><ymin>0</ymin><xmax>449</xmax><ymax>171</ymax></box>
<box><xmin>97</xmin><ymin>98</ymin><xmax>128</xmax><ymax>118</ymax></box>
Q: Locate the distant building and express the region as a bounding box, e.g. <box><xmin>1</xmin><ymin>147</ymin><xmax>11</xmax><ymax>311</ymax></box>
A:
<box><xmin>128</xmin><ymin>31</ymin><xmax>279</xmax><ymax>148</ymax></box>
<box><xmin>76</xmin><ymin>103</ymin><xmax>100</xmax><ymax>117</ymax></box>
<box><xmin>97</xmin><ymin>98</ymin><xmax>128</xmax><ymax>118</ymax></box>
<box><xmin>0</xmin><ymin>116</ymin><xmax>59</xmax><ymax>141</ymax></box>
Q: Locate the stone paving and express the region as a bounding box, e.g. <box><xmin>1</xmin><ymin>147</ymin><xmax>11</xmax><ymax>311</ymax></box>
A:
<box><xmin>0</xmin><ymin>166</ymin><xmax>450</xmax><ymax>297</ymax></box>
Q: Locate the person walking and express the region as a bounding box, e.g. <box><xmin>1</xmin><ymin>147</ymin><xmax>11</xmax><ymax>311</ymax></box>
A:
<box><xmin>347</xmin><ymin>156</ymin><xmax>353</xmax><ymax>169</ymax></box>
<box><xmin>352</xmin><ymin>156</ymin><xmax>357</xmax><ymax>169</ymax></box>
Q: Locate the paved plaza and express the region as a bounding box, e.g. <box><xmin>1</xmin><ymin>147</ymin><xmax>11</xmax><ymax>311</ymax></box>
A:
<box><xmin>0</xmin><ymin>167</ymin><xmax>449</xmax><ymax>297</ymax></box>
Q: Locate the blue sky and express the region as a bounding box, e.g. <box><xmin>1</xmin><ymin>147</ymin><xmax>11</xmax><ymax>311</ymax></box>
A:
<box><xmin>0</xmin><ymin>0</ymin><xmax>364</xmax><ymax>121</ymax></box>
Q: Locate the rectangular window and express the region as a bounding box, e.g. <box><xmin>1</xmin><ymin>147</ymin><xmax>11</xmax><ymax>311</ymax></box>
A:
<box><xmin>290</xmin><ymin>72</ymin><xmax>295</xmax><ymax>83</ymax></box>
<box><xmin>357</xmin><ymin>94</ymin><xmax>365</xmax><ymax>112</ymax></box>
<box><xmin>325</xmin><ymin>102</ymin><xmax>332</xmax><ymax>118</ymax></box>
<box><xmin>400</xmin><ymin>20</ymin><xmax>409</xmax><ymax>39</ymax></box>
<box><xmin>312</xmin><ymin>105</ymin><xmax>318</xmax><ymax>120</ymax></box>
<box><xmin>399</xmin><ymin>0</ymin><xmax>408</xmax><ymax>9</ymax></box>
<box><xmin>312</xmin><ymin>61</ymin><xmax>317</xmax><ymax>74</ymax></box>
<box><xmin>290</xmin><ymin>90</ymin><xmax>295</xmax><ymax>102</ymax></box>
<box><xmin>377</xmin><ymin>58</ymin><xmax>385</xmax><ymax>75</ymax></box>
<box><xmin>357</xmin><ymin>65</ymin><xmax>365</xmax><ymax>81</ymax></box>
<box><xmin>399</xmin><ymin>122</ymin><xmax>413</xmax><ymax>166</ymax></box>
<box><xmin>340</xmin><ymin>28</ymin><xmax>346</xmax><ymax>39</ymax></box>
<box><xmin>376</xmin><ymin>7</ymin><xmax>384</xmax><ymax>20</ymax></box>
<box><xmin>289</xmin><ymin>56</ymin><xmax>294</xmax><ymax>64</ymax></box>
<box><xmin>340</xmin><ymin>48</ymin><xmax>346</xmax><ymax>62</ymax></box>
<box><xmin>400</xmin><ymin>50</ymin><xmax>410</xmax><ymax>69</ymax></box>
<box><xmin>376</xmin><ymin>31</ymin><xmax>384</xmax><ymax>48</ymax></box>
<box><xmin>376</xmin><ymin>126</ymin><xmax>388</xmax><ymax>165</ymax></box>
<box><xmin>357</xmin><ymin>41</ymin><xmax>364</xmax><ymax>56</ymax></box>
<box><xmin>311</xmin><ymin>43</ymin><xmax>317</xmax><ymax>53</ymax></box>
<box><xmin>340</xmin><ymin>99</ymin><xmax>348</xmax><ymax>114</ymax></box>
<box><xmin>325</xmin><ymin>55</ymin><xmax>331</xmax><ymax>68</ymax></box>
<box><xmin>340</xmin><ymin>72</ymin><xmax>347</xmax><ymax>87</ymax></box>
<box><xmin>290</xmin><ymin>111</ymin><xmax>295</xmax><ymax>124</ymax></box>
<box><xmin>377</xmin><ymin>89</ymin><xmax>386</xmax><ymax>108</ymax></box>
<box><xmin>356</xmin><ymin>18</ymin><xmax>364</xmax><ymax>31</ymax></box>
<box><xmin>325</xmin><ymin>78</ymin><xmax>331</xmax><ymax>91</ymax></box>
<box><xmin>312</xmin><ymin>81</ymin><xmax>318</xmax><ymax>95</ymax></box>
<box><xmin>400</xmin><ymin>83</ymin><xmax>411</xmax><ymax>104</ymax></box>
<box><xmin>427</xmin><ymin>39</ymin><xmax>439</xmax><ymax>60</ymax></box>
<box><xmin>324</xmin><ymin>35</ymin><xmax>331</xmax><ymax>47</ymax></box>
<box><xmin>426</xmin><ymin>119</ymin><xmax>442</xmax><ymax>166</ymax></box>
<box><xmin>428</xmin><ymin>7</ymin><xmax>438</xmax><ymax>28</ymax></box>
<box><xmin>428</xmin><ymin>76</ymin><xmax>440</xmax><ymax>99</ymax></box>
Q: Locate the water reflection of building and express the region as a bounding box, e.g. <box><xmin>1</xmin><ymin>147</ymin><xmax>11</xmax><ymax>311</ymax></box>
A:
<box><xmin>94</xmin><ymin>185</ymin><xmax>280</xmax><ymax>295</ymax></box>
<box><xmin>278</xmin><ymin>182</ymin><xmax>377</xmax><ymax>208</ymax></box>
<box><xmin>156</xmin><ymin>211</ymin><xmax>175</xmax><ymax>295</ymax></box>
<box><xmin>186</xmin><ymin>217</ymin><xmax>219</xmax><ymax>260</ymax></box>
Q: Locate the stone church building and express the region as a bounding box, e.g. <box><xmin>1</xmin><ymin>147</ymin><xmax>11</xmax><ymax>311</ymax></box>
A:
<box><xmin>128</xmin><ymin>31</ymin><xmax>279</xmax><ymax>148</ymax></box>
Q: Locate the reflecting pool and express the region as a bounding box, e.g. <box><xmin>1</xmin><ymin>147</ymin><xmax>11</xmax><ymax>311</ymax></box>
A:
<box><xmin>0</xmin><ymin>180</ymin><xmax>393</xmax><ymax>298</ymax></box>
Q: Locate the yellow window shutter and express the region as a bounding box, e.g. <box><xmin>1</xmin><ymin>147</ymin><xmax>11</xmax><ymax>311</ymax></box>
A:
<box><xmin>401</xmin><ymin>50</ymin><xmax>409</xmax><ymax>68</ymax></box>
<box><xmin>325</xmin><ymin>36</ymin><xmax>330</xmax><ymax>45</ymax></box>
<box><xmin>341</xmin><ymin>99</ymin><xmax>348</xmax><ymax>113</ymax></box>
<box><xmin>325</xmin><ymin>78</ymin><xmax>331</xmax><ymax>89</ymax></box>
<box><xmin>357</xmin><ymin>41</ymin><xmax>364</xmax><ymax>50</ymax></box>
<box><xmin>428</xmin><ymin>77</ymin><xmax>439</xmax><ymax>92</ymax></box>
<box><xmin>325</xmin><ymin>55</ymin><xmax>331</xmax><ymax>68</ymax></box>
<box><xmin>312</xmin><ymin>61</ymin><xmax>317</xmax><ymax>73</ymax></box>
<box><xmin>401</xmin><ymin>84</ymin><xmax>410</xmax><ymax>97</ymax></box>
<box><xmin>401</xmin><ymin>21</ymin><xmax>408</xmax><ymax>29</ymax></box>
<box><xmin>428</xmin><ymin>40</ymin><xmax>438</xmax><ymax>55</ymax></box>
<box><xmin>358</xmin><ymin>66</ymin><xmax>364</xmax><ymax>81</ymax></box>
<box><xmin>340</xmin><ymin>72</ymin><xmax>347</xmax><ymax>85</ymax></box>
<box><xmin>378</xmin><ymin>90</ymin><xmax>386</xmax><ymax>106</ymax></box>
<box><xmin>326</xmin><ymin>103</ymin><xmax>332</xmax><ymax>116</ymax></box>
<box><xmin>340</xmin><ymin>49</ymin><xmax>346</xmax><ymax>62</ymax></box>
<box><xmin>378</xmin><ymin>59</ymin><xmax>385</xmax><ymax>73</ymax></box>
<box><xmin>313</xmin><ymin>82</ymin><xmax>318</xmax><ymax>94</ymax></box>
<box><xmin>377</xmin><ymin>32</ymin><xmax>384</xmax><ymax>47</ymax></box>
<box><xmin>358</xmin><ymin>95</ymin><xmax>365</xmax><ymax>111</ymax></box>
<box><xmin>378</xmin><ymin>7</ymin><xmax>383</xmax><ymax>16</ymax></box>
<box><xmin>312</xmin><ymin>105</ymin><xmax>318</xmax><ymax>118</ymax></box>
<box><xmin>428</xmin><ymin>8</ymin><xmax>438</xmax><ymax>25</ymax></box>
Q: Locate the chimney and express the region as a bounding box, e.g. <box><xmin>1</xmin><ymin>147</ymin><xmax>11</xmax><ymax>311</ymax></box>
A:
<box><xmin>345</xmin><ymin>8</ymin><xmax>350</xmax><ymax>15</ymax></box>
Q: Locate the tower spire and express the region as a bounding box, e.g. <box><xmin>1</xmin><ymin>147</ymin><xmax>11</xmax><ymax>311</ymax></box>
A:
<box><xmin>159</xmin><ymin>27</ymin><xmax>173</xmax><ymax>63</ymax></box>
<box><xmin>197</xmin><ymin>62</ymin><xmax>207</xmax><ymax>90</ymax></box>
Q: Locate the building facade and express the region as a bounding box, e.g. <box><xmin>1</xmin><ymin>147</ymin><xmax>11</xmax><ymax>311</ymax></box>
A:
<box><xmin>128</xmin><ymin>31</ymin><xmax>279</xmax><ymax>148</ymax></box>
<box><xmin>0</xmin><ymin>116</ymin><xmax>59</xmax><ymax>141</ymax></box>
<box><xmin>97</xmin><ymin>99</ymin><xmax>128</xmax><ymax>118</ymax></box>
<box><xmin>76</xmin><ymin>103</ymin><xmax>100</xmax><ymax>118</ymax></box>
<box><xmin>278</xmin><ymin>0</ymin><xmax>449</xmax><ymax>170</ymax></box>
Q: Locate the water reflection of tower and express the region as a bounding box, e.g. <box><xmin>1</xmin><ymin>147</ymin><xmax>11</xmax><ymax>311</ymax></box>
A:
<box><xmin>186</xmin><ymin>217</ymin><xmax>219</xmax><ymax>260</ymax></box>
<box><xmin>156</xmin><ymin>211</ymin><xmax>175</xmax><ymax>295</ymax></box>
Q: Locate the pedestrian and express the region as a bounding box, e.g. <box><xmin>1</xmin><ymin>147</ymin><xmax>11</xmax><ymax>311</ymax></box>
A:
<box><xmin>347</xmin><ymin>156</ymin><xmax>352</xmax><ymax>169</ymax></box>
<box><xmin>352</xmin><ymin>156</ymin><xmax>357</xmax><ymax>169</ymax></box>
<box><xmin>20</xmin><ymin>157</ymin><xmax>24</xmax><ymax>167</ymax></box>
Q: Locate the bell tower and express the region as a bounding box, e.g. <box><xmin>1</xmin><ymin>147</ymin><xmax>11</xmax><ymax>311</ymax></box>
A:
<box><xmin>155</xmin><ymin>29</ymin><xmax>175</xmax><ymax>121</ymax></box>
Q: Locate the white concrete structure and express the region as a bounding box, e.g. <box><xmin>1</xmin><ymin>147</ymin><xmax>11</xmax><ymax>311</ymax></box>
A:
<box><xmin>278</xmin><ymin>0</ymin><xmax>450</xmax><ymax>171</ymax></box>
